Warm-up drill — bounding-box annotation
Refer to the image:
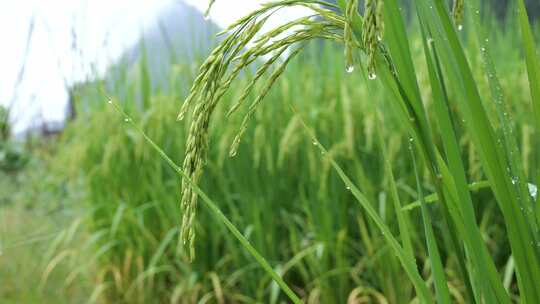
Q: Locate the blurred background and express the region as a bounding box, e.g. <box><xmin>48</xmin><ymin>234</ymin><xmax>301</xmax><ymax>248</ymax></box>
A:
<box><xmin>2</xmin><ymin>0</ymin><xmax>539</xmax><ymax>136</ymax></box>
<box><xmin>1</xmin><ymin>0</ymin><xmax>539</xmax><ymax>303</ymax></box>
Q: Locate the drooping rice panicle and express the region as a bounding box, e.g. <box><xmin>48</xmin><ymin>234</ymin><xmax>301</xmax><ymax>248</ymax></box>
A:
<box><xmin>179</xmin><ymin>0</ymin><xmax>378</xmax><ymax>260</ymax></box>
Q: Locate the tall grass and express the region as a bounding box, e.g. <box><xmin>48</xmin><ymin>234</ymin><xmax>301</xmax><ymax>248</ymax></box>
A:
<box><xmin>44</xmin><ymin>1</ymin><xmax>540</xmax><ymax>302</ymax></box>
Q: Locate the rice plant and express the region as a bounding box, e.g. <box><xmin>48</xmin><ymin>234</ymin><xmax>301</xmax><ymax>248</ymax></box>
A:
<box><xmin>175</xmin><ymin>0</ymin><xmax>540</xmax><ymax>302</ymax></box>
<box><xmin>36</xmin><ymin>0</ymin><xmax>540</xmax><ymax>302</ymax></box>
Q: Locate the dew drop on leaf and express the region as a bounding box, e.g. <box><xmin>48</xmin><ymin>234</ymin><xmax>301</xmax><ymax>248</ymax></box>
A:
<box><xmin>528</xmin><ymin>183</ymin><xmax>538</xmax><ymax>200</ymax></box>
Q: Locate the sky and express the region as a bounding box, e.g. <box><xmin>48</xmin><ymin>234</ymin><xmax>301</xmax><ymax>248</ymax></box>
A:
<box><xmin>0</xmin><ymin>0</ymin><xmax>312</xmax><ymax>134</ymax></box>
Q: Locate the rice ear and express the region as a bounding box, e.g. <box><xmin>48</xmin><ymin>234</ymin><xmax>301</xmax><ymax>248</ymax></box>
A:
<box><xmin>362</xmin><ymin>0</ymin><xmax>384</xmax><ymax>78</ymax></box>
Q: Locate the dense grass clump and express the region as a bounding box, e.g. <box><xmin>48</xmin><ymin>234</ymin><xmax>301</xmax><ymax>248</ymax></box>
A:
<box><xmin>33</xmin><ymin>0</ymin><xmax>540</xmax><ymax>303</ymax></box>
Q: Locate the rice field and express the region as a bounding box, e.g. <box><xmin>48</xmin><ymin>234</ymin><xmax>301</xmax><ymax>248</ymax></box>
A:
<box><xmin>2</xmin><ymin>0</ymin><xmax>540</xmax><ymax>303</ymax></box>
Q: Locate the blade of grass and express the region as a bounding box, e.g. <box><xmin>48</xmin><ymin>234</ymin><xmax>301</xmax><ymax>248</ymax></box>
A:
<box><xmin>378</xmin><ymin>0</ymin><xmax>473</xmax><ymax>293</ymax></box>
<box><xmin>401</xmin><ymin>181</ymin><xmax>489</xmax><ymax>211</ymax></box>
<box><xmin>410</xmin><ymin>142</ymin><xmax>451</xmax><ymax>304</ymax></box>
<box><xmin>413</xmin><ymin>0</ymin><xmax>540</xmax><ymax>301</ymax></box>
<box><xmin>516</xmin><ymin>0</ymin><xmax>540</xmax><ymax>214</ymax></box>
<box><xmin>467</xmin><ymin>0</ymin><xmax>537</xmax><ymax>237</ymax></box>
<box><xmin>420</xmin><ymin>20</ymin><xmax>508</xmax><ymax>302</ymax></box>
<box><xmin>375</xmin><ymin>113</ymin><xmax>415</xmax><ymax>261</ymax></box>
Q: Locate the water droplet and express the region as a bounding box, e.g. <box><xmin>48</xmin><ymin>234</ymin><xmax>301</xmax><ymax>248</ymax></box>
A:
<box><xmin>312</xmin><ymin>141</ymin><xmax>318</xmax><ymax>146</ymax></box>
<box><xmin>346</xmin><ymin>65</ymin><xmax>355</xmax><ymax>73</ymax></box>
<box><xmin>368</xmin><ymin>73</ymin><xmax>377</xmax><ymax>80</ymax></box>
<box><xmin>511</xmin><ymin>177</ymin><xmax>518</xmax><ymax>185</ymax></box>
<box><xmin>458</xmin><ymin>24</ymin><xmax>463</xmax><ymax>31</ymax></box>
<box><xmin>481</xmin><ymin>47</ymin><xmax>486</xmax><ymax>52</ymax></box>
<box><xmin>427</xmin><ymin>37</ymin><xmax>434</xmax><ymax>44</ymax></box>
<box><xmin>409</xmin><ymin>137</ymin><xmax>414</xmax><ymax>143</ymax></box>
<box><xmin>107</xmin><ymin>99</ymin><xmax>112</xmax><ymax>104</ymax></box>
<box><xmin>377</xmin><ymin>35</ymin><xmax>382</xmax><ymax>42</ymax></box>
<box><xmin>346</xmin><ymin>186</ymin><xmax>351</xmax><ymax>190</ymax></box>
<box><xmin>528</xmin><ymin>183</ymin><xmax>538</xmax><ymax>200</ymax></box>
<box><xmin>124</xmin><ymin>118</ymin><xmax>130</xmax><ymax>122</ymax></box>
